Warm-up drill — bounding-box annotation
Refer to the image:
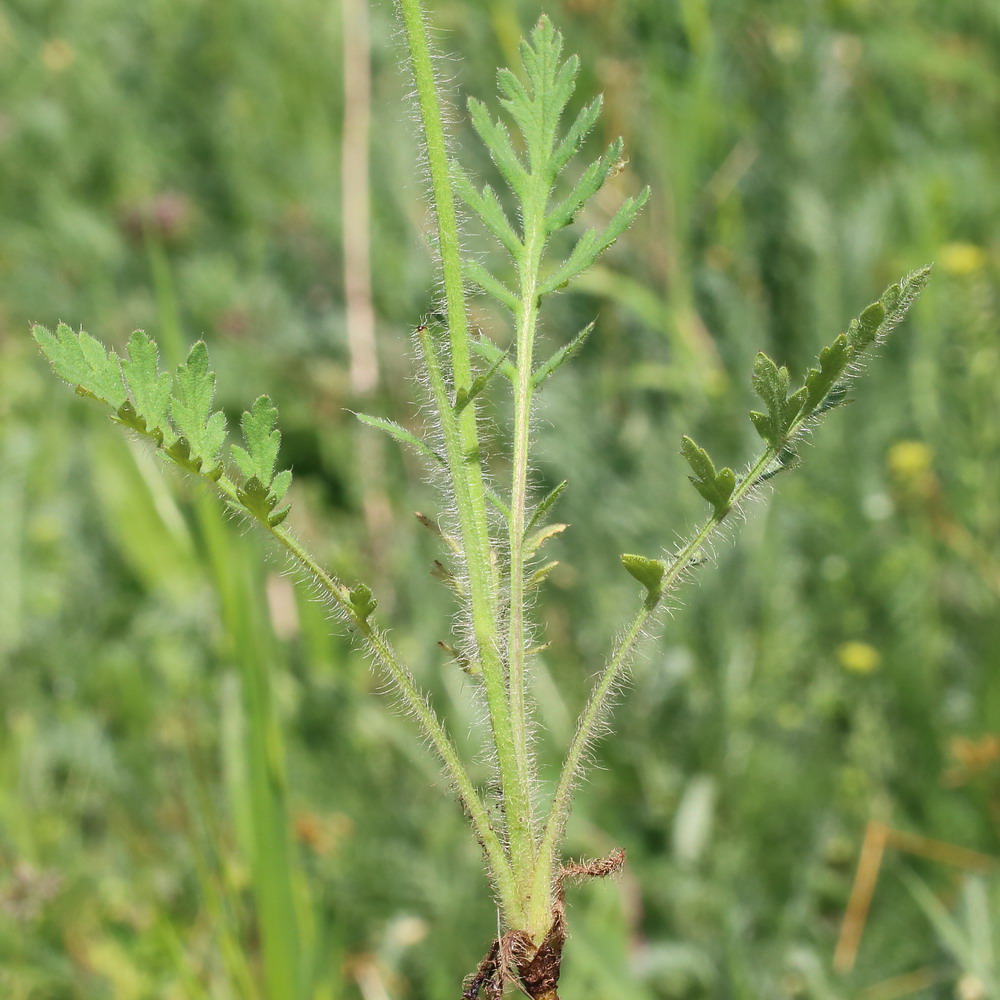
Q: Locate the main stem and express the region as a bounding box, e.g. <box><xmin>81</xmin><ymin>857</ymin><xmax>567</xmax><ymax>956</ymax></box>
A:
<box><xmin>507</xmin><ymin>187</ymin><xmax>548</xmax><ymax>913</ymax></box>
<box><xmin>396</xmin><ymin>0</ymin><xmax>536</xmax><ymax>919</ymax></box>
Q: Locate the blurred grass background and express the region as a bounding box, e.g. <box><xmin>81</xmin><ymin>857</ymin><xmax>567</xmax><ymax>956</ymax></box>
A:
<box><xmin>1</xmin><ymin>0</ymin><xmax>999</xmax><ymax>997</ymax></box>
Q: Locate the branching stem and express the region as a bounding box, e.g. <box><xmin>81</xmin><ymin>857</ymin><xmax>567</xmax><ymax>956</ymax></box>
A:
<box><xmin>214</xmin><ymin>474</ymin><xmax>521</xmax><ymax>916</ymax></box>
<box><xmin>397</xmin><ymin>0</ymin><xmax>536</xmax><ymax>903</ymax></box>
<box><xmin>530</xmin><ymin>446</ymin><xmax>776</xmax><ymax>925</ymax></box>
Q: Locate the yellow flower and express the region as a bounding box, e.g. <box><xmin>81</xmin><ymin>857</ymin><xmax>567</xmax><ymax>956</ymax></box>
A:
<box><xmin>887</xmin><ymin>440</ymin><xmax>933</xmax><ymax>479</ymax></box>
<box><xmin>838</xmin><ymin>641</ymin><xmax>880</xmax><ymax>674</ymax></box>
<box><xmin>939</xmin><ymin>242</ymin><xmax>987</xmax><ymax>276</ymax></box>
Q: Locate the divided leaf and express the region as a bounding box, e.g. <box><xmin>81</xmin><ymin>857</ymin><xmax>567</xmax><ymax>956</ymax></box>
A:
<box><xmin>803</xmin><ymin>334</ymin><xmax>851</xmax><ymax>414</ymax></box>
<box><xmin>169</xmin><ymin>341</ymin><xmax>226</xmax><ymax>474</ymax></box>
<box><xmin>231</xmin><ymin>394</ymin><xmax>293</xmax><ymax>526</ymax></box>
<box><xmin>461</xmin><ymin>14</ymin><xmax>648</xmax><ymax>305</ymax></box>
<box><xmin>538</xmin><ymin>188</ymin><xmax>650</xmax><ymax>296</ymax></box>
<box><xmin>846</xmin><ymin>265</ymin><xmax>932</xmax><ymax>352</ymax></box>
<box><xmin>232</xmin><ymin>395</ymin><xmax>281</xmax><ymax>486</ymax></box>
<box><xmin>681</xmin><ymin>435</ymin><xmax>736</xmax><ymax>516</ymax></box>
<box><xmin>355</xmin><ymin>413</ymin><xmax>444</xmax><ymax>466</ymax></box>
<box><xmin>748</xmin><ymin>352</ymin><xmax>808</xmax><ymax>447</ymax></box>
<box><xmin>36</xmin><ymin>327</ymin><xmax>300</xmax><ymax>528</ymax></box>
<box><xmin>452</xmin><ymin>166</ymin><xmax>521</xmax><ymax>255</ymax></box>
<box><xmin>498</xmin><ymin>15</ymin><xmax>577</xmax><ymax>173</ymax></box>
<box><xmin>120</xmin><ymin>330</ymin><xmax>172</xmax><ymax>440</ymax></box>
<box><xmin>546</xmin><ymin>135</ymin><xmax>622</xmax><ymax>233</ymax></box>
<box><xmin>33</xmin><ymin>323</ymin><xmax>127</xmax><ymax>409</ymax></box>
<box><xmin>467</xmin><ymin>97</ymin><xmax>528</xmax><ymax>198</ymax></box>
<box><xmin>531</xmin><ymin>321</ymin><xmax>594</xmax><ymax>387</ymax></box>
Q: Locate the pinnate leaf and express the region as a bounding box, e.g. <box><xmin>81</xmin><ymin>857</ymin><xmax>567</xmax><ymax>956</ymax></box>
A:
<box><xmin>538</xmin><ymin>188</ymin><xmax>650</xmax><ymax>296</ymax></box>
<box><xmin>118</xmin><ymin>330</ymin><xmax>172</xmax><ymax>439</ymax></box>
<box><xmin>468</xmin><ymin>98</ymin><xmax>528</xmax><ymax>197</ymax></box>
<box><xmin>531</xmin><ymin>321</ymin><xmax>594</xmax><ymax>387</ymax></box>
<box><xmin>232</xmin><ymin>395</ymin><xmax>281</xmax><ymax>486</ymax></box>
<box><xmin>802</xmin><ymin>334</ymin><xmax>851</xmax><ymax>414</ymax></box>
<box><xmin>169</xmin><ymin>341</ymin><xmax>226</xmax><ymax>473</ymax></box>
<box><xmin>681</xmin><ymin>435</ymin><xmax>736</xmax><ymax>516</ymax></box>
<box><xmin>452</xmin><ymin>167</ymin><xmax>521</xmax><ymax>255</ymax></box>
<box><xmin>33</xmin><ymin>323</ymin><xmax>127</xmax><ymax>409</ymax></box>
<box><xmin>355</xmin><ymin>413</ymin><xmax>444</xmax><ymax>466</ymax></box>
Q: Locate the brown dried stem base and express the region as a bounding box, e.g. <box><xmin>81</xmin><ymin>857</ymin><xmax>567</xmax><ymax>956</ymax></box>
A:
<box><xmin>461</xmin><ymin>849</ymin><xmax>625</xmax><ymax>999</ymax></box>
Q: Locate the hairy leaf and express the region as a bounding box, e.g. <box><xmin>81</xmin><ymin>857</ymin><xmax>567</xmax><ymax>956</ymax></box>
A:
<box><xmin>33</xmin><ymin>323</ymin><xmax>127</xmax><ymax>409</ymax></box>
<box><xmin>452</xmin><ymin>166</ymin><xmax>522</xmax><ymax>256</ymax></box>
<box><xmin>681</xmin><ymin>435</ymin><xmax>736</xmax><ymax>516</ymax></box>
<box><xmin>120</xmin><ymin>330</ymin><xmax>172</xmax><ymax>440</ymax></box>
<box><xmin>802</xmin><ymin>334</ymin><xmax>851</xmax><ymax>414</ymax></box>
<box><xmin>465</xmin><ymin>260</ymin><xmax>519</xmax><ymax>312</ymax></box>
<box><xmin>348</xmin><ymin>582</ymin><xmax>377</xmax><ymax>622</ymax></box>
<box><xmin>526</xmin><ymin>480</ymin><xmax>568</xmax><ymax>534</ymax></box>
<box><xmin>467</xmin><ymin>98</ymin><xmax>528</xmax><ymax>197</ymax></box>
<box><xmin>525</xmin><ymin>522</ymin><xmax>567</xmax><ymax>558</ymax></box>
<box><xmin>538</xmin><ymin>189</ymin><xmax>650</xmax><ymax>296</ymax></box>
<box><xmin>462</xmin><ymin>13</ymin><xmax>647</xmax><ymax>307</ymax></box>
<box><xmin>469</xmin><ymin>336</ymin><xmax>517</xmax><ymax>383</ymax></box>
<box><xmin>232</xmin><ymin>395</ymin><xmax>282</xmax><ymax>486</ymax></box>
<box><xmin>621</xmin><ymin>553</ymin><xmax>666</xmax><ymax>598</ymax></box>
<box><xmin>355</xmin><ymin>413</ymin><xmax>444</xmax><ymax>465</ymax></box>
<box><xmin>170</xmin><ymin>341</ymin><xmax>226</xmax><ymax>473</ymax></box>
<box><xmin>531</xmin><ymin>322</ymin><xmax>594</xmax><ymax>387</ymax></box>
<box><xmin>455</xmin><ymin>349</ymin><xmax>510</xmax><ymax>414</ymax></box>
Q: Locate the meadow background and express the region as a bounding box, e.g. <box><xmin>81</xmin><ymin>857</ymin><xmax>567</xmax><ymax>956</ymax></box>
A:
<box><xmin>2</xmin><ymin>0</ymin><xmax>999</xmax><ymax>997</ymax></box>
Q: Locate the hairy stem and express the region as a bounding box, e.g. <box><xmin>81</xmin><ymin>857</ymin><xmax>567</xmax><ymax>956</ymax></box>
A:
<box><xmin>209</xmin><ymin>474</ymin><xmax>521</xmax><ymax>917</ymax></box>
<box><xmin>397</xmin><ymin>0</ymin><xmax>536</xmax><ymax>906</ymax></box>
<box><xmin>530</xmin><ymin>446</ymin><xmax>777</xmax><ymax>923</ymax></box>
<box><xmin>506</xmin><ymin>186</ymin><xmax>548</xmax><ymax>883</ymax></box>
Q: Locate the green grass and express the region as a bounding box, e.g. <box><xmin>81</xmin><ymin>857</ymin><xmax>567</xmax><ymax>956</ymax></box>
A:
<box><xmin>2</xmin><ymin>0</ymin><xmax>999</xmax><ymax>997</ymax></box>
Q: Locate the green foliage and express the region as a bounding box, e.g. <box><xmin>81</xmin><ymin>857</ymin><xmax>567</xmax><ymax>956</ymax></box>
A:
<box><xmin>119</xmin><ymin>331</ymin><xmax>172</xmax><ymax>442</ymax></box>
<box><xmin>354</xmin><ymin>412</ymin><xmax>444</xmax><ymax>465</ymax></box>
<box><xmin>348</xmin><ymin>582</ymin><xmax>378</xmax><ymax>622</ymax></box>
<box><xmin>34</xmin><ymin>326</ymin><xmax>294</xmax><ymax>525</ymax></box>
<box><xmin>18</xmin><ymin>0</ymin><xmax>967</xmax><ymax>996</ymax></box>
<box><xmin>167</xmin><ymin>342</ymin><xmax>227</xmax><ymax>477</ymax></box>
<box><xmin>456</xmin><ymin>15</ymin><xmax>650</xmax><ymax>311</ymax></box>
<box><xmin>33</xmin><ymin>323</ymin><xmax>126</xmax><ymax>409</ymax></box>
<box><xmin>531</xmin><ymin>321</ymin><xmax>594</xmax><ymax>387</ymax></box>
<box><xmin>525</xmin><ymin>480</ymin><xmax>567</xmax><ymax>534</ymax></box>
<box><xmin>620</xmin><ymin>553</ymin><xmax>666</xmax><ymax>599</ymax></box>
<box><xmin>680</xmin><ymin>435</ymin><xmax>736</xmax><ymax>517</ymax></box>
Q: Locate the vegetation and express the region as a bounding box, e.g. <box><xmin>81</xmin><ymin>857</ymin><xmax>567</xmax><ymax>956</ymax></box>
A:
<box><xmin>3</xmin><ymin>1</ymin><xmax>999</xmax><ymax>998</ymax></box>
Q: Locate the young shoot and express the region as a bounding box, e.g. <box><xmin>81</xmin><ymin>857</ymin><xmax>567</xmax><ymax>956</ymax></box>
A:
<box><xmin>34</xmin><ymin>4</ymin><xmax>930</xmax><ymax>997</ymax></box>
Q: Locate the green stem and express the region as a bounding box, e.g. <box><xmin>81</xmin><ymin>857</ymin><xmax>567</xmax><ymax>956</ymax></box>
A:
<box><xmin>529</xmin><ymin>447</ymin><xmax>778</xmax><ymax>929</ymax></box>
<box><xmin>506</xmin><ymin>189</ymin><xmax>548</xmax><ymax>878</ymax></box>
<box><xmin>211</xmin><ymin>475</ymin><xmax>521</xmax><ymax>917</ymax></box>
<box><xmin>397</xmin><ymin>0</ymin><xmax>535</xmax><ymax>906</ymax></box>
